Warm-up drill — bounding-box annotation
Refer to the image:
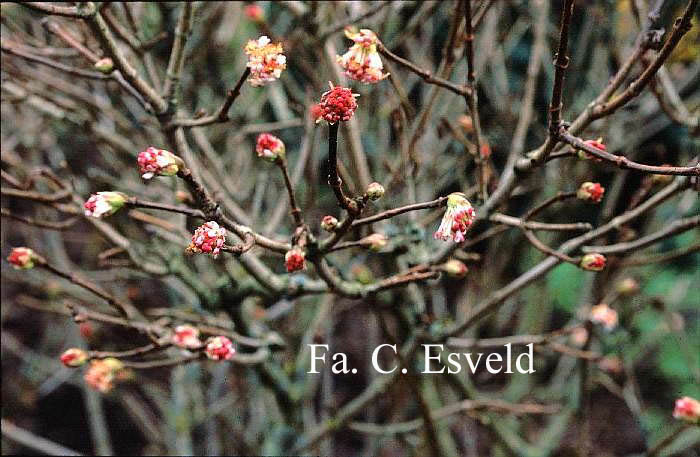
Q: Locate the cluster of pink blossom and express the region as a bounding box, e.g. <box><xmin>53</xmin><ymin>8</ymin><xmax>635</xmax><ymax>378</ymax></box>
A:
<box><xmin>244</xmin><ymin>36</ymin><xmax>286</xmax><ymax>87</ymax></box>
<box><xmin>205</xmin><ymin>336</ymin><xmax>236</xmax><ymax>360</ymax></box>
<box><xmin>336</xmin><ymin>28</ymin><xmax>389</xmax><ymax>84</ymax></box>
<box><xmin>316</xmin><ymin>82</ymin><xmax>360</xmax><ymax>124</ymax></box>
<box><xmin>187</xmin><ymin>221</ymin><xmax>226</xmax><ymax>258</ymax></box>
<box><xmin>589</xmin><ymin>303</ymin><xmax>618</xmax><ymax>330</ymax></box>
<box><xmin>434</xmin><ymin>193</ymin><xmax>476</xmax><ymax>243</ymax></box>
<box><xmin>171</xmin><ymin>325</ymin><xmax>202</xmax><ymax>349</ymax></box>
<box><xmin>137</xmin><ymin>146</ymin><xmax>183</xmax><ymax>179</ymax></box>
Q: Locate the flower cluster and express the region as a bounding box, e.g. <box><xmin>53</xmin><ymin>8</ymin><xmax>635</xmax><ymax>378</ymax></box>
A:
<box><xmin>60</xmin><ymin>348</ymin><xmax>88</xmax><ymax>367</ymax></box>
<box><xmin>580</xmin><ymin>253</ymin><xmax>606</xmax><ymax>271</ymax></box>
<box><xmin>255</xmin><ymin>133</ymin><xmax>285</xmax><ymax>162</ymax></box>
<box><xmin>673</xmin><ymin>396</ymin><xmax>700</xmax><ymax>423</ymax></box>
<box><xmin>7</xmin><ymin>247</ymin><xmax>37</xmax><ymax>270</ymax></box>
<box><xmin>187</xmin><ymin>221</ymin><xmax>226</xmax><ymax>258</ymax></box>
<box><xmin>336</xmin><ymin>28</ymin><xmax>388</xmax><ymax>84</ymax></box>
<box><xmin>589</xmin><ymin>303</ymin><xmax>618</xmax><ymax>331</ymax></box>
<box><xmin>577</xmin><ymin>182</ymin><xmax>605</xmax><ymax>203</ymax></box>
<box><xmin>84</xmin><ymin>191</ymin><xmax>127</xmax><ymax>218</ymax></box>
<box><xmin>317</xmin><ymin>82</ymin><xmax>359</xmax><ymax>124</ymax></box>
<box><xmin>84</xmin><ymin>358</ymin><xmax>124</xmax><ymax>393</ymax></box>
<box><xmin>321</xmin><ymin>215</ymin><xmax>338</xmax><ymax>232</ymax></box>
<box><xmin>285</xmin><ymin>247</ymin><xmax>305</xmax><ymax>272</ymax></box>
<box><xmin>137</xmin><ymin>146</ymin><xmax>183</xmax><ymax>179</ymax></box>
<box><xmin>205</xmin><ymin>336</ymin><xmax>236</xmax><ymax>361</ymax></box>
<box><xmin>172</xmin><ymin>325</ymin><xmax>202</xmax><ymax>349</ymax></box>
<box><xmin>434</xmin><ymin>193</ymin><xmax>476</xmax><ymax>243</ymax></box>
<box><xmin>244</xmin><ymin>36</ymin><xmax>286</xmax><ymax>87</ymax></box>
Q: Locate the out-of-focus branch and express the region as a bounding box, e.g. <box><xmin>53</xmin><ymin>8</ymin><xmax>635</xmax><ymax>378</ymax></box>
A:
<box><xmin>162</xmin><ymin>2</ymin><xmax>194</xmax><ymax>104</ymax></box>
<box><xmin>19</xmin><ymin>2</ymin><xmax>96</xmax><ymax>18</ymax></box>
<box><xmin>582</xmin><ymin>216</ymin><xmax>700</xmax><ymax>254</ymax></box>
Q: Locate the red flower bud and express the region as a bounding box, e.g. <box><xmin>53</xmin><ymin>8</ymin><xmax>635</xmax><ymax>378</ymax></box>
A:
<box><xmin>577</xmin><ymin>182</ymin><xmax>605</xmax><ymax>203</ymax></box>
<box><xmin>580</xmin><ymin>253</ymin><xmax>606</xmax><ymax>271</ymax></box>
<box><xmin>205</xmin><ymin>336</ymin><xmax>236</xmax><ymax>361</ymax></box>
<box><xmin>60</xmin><ymin>348</ymin><xmax>88</xmax><ymax>367</ymax></box>
<box><xmin>317</xmin><ymin>82</ymin><xmax>359</xmax><ymax>124</ymax></box>
<box><xmin>285</xmin><ymin>247</ymin><xmax>306</xmax><ymax>272</ymax></box>
<box><xmin>7</xmin><ymin>247</ymin><xmax>37</xmax><ymax>270</ymax></box>
<box><xmin>673</xmin><ymin>396</ymin><xmax>700</xmax><ymax>423</ymax></box>
<box><xmin>255</xmin><ymin>133</ymin><xmax>285</xmax><ymax>162</ymax></box>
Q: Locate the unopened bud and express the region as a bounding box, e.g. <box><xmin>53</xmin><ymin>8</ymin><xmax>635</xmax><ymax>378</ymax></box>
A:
<box><xmin>366</xmin><ymin>182</ymin><xmax>385</xmax><ymax>200</ymax></box>
<box><xmin>673</xmin><ymin>396</ymin><xmax>700</xmax><ymax>423</ymax></box>
<box><xmin>94</xmin><ymin>57</ymin><xmax>114</xmax><ymax>74</ymax></box>
<box><xmin>7</xmin><ymin>247</ymin><xmax>38</xmax><ymax>270</ymax></box>
<box><xmin>321</xmin><ymin>215</ymin><xmax>339</xmax><ymax>232</ymax></box>
<box><xmin>580</xmin><ymin>253</ymin><xmax>606</xmax><ymax>271</ymax></box>
<box><xmin>441</xmin><ymin>259</ymin><xmax>468</xmax><ymax>278</ymax></box>
<box><xmin>577</xmin><ymin>182</ymin><xmax>605</xmax><ymax>203</ymax></box>
<box><xmin>60</xmin><ymin>348</ymin><xmax>88</xmax><ymax>367</ymax></box>
<box><xmin>616</xmin><ymin>277</ymin><xmax>639</xmax><ymax>296</ymax></box>
<box><xmin>362</xmin><ymin>233</ymin><xmax>388</xmax><ymax>251</ymax></box>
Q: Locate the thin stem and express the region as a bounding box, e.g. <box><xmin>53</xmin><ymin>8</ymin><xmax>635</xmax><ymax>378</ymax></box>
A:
<box><xmin>278</xmin><ymin>160</ymin><xmax>304</xmax><ymax>227</ymax></box>
<box><xmin>168</xmin><ymin>68</ymin><xmax>251</xmax><ymax>128</ymax></box>
<box><xmin>327</xmin><ymin>122</ymin><xmax>357</xmax><ymax>213</ymax></box>
<box><xmin>352</xmin><ymin>197</ymin><xmax>448</xmax><ymax>227</ymax></box>
<box><xmin>559</xmin><ymin>129</ymin><xmax>699</xmax><ymax>175</ymax></box>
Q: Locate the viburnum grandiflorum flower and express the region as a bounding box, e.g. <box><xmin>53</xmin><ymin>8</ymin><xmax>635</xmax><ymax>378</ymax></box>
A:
<box><xmin>171</xmin><ymin>325</ymin><xmax>202</xmax><ymax>349</ymax></box>
<box><xmin>255</xmin><ymin>133</ymin><xmax>285</xmax><ymax>162</ymax></box>
<box><xmin>317</xmin><ymin>82</ymin><xmax>360</xmax><ymax>124</ymax></box>
<box><xmin>362</xmin><ymin>233</ymin><xmax>388</xmax><ymax>251</ymax></box>
<box><xmin>434</xmin><ymin>192</ymin><xmax>476</xmax><ymax>243</ymax></box>
<box><xmin>187</xmin><ymin>221</ymin><xmax>226</xmax><ymax>258</ymax></box>
<box><xmin>60</xmin><ymin>348</ymin><xmax>89</xmax><ymax>367</ymax></box>
<box><xmin>441</xmin><ymin>259</ymin><xmax>468</xmax><ymax>278</ymax></box>
<box><xmin>578</xmin><ymin>138</ymin><xmax>605</xmax><ymax>161</ymax></box>
<box><xmin>84</xmin><ymin>358</ymin><xmax>124</xmax><ymax>393</ymax></box>
<box><xmin>366</xmin><ymin>182</ymin><xmax>385</xmax><ymax>200</ymax></box>
<box><xmin>589</xmin><ymin>303</ymin><xmax>618</xmax><ymax>331</ymax></box>
<box><xmin>137</xmin><ymin>146</ymin><xmax>184</xmax><ymax>179</ymax></box>
<box><xmin>336</xmin><ymin>28</ymin><xmax>389</xmax><ymax>84</ymax></box>
<box><xmin>285</xmin><ymin>247</ymin><xmax>306</xmax><ymax>272</ymax></box>
<box><xmin>321</xmin><ymin>215</ymin><xmax>339</xmax><ymax>232</ymax></box>
<box><xmin>7</xmin><ymin>247</ymin><xmax>37</xmax><ymax>270</ymax></box>
<box><xmin>580</xmin><ymin>253</ymin><xmax>606</xmax><ymax>271</ymax></box>
<box><xmin>84</xmin><ymin>191</ymin><xmax>128</xmax><ymax>218</ymax></box>
<box><xmin>205</xmin><ymin>336</ymin><xmax>236</xmax><ymax>361</ymax></box>
<box><xmin>577</xmin><ymin>182</ymin><xmax>605</xmax><ymax>203</ymax></box>
<box><xmin>673</xmin><ymin>396</ymin><xmax>700</xmax><ymax>423</ymax></box>
<box><xmin>244</xmin><ymin>35</ymin><xmax>286</xmax><ymax>87</ymax></box>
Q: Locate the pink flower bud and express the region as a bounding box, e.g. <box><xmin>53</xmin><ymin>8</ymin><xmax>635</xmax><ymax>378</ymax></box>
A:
<box><xmin>137</xmin><ymin>146</ymin><xmax>183</xmax><ymax>179</ymax></box>
<box><xmin>205</xmin><ymin>336</ymin><xmax>236</xmax><ymax>361</ymax></box>
<box><xmin>589</xmin><ymin>303</ymin><xmax>618</xmax><ymax>330</ymax></box>
<box><xmin>255</xmin><ymin>133</ymin><xmax>285</xmax><ymax>162</ymax></box>
<box><xmin>171</xmin><ymin>325</ymin><xmax>202</xmax><ymax>349</ymax></box>
<box><xmin>480</xmin><ymin>143</ymin><xmax>491</xmax><ymax>159</ymax></box>
<box><xmin>310</xmin><ymin>103</ymin><xmax>324</xmax><ymax>122</ymax></box>
<box><xmin>7</xmin><ymin>247</ymin><xmax>37</xmax><ymax>270</ymax></box>
<box><xmin>94</xmin><ymin>57</ymin><xmax>113</xmax><ymax>73</ymax></box>
<box><xmin>245</xmin><ymin>36</ymin><xmax>286</xmax><ymax>87</ymax></box>
<box><xmin>366</xmin><ymin>182</ymin><xmax>385</xmax><ymax>200</ymax></box>
<box><xmin>458</xmin><ymin>115</ymin><xmax>474</xmax><ymax>132</ymax></box>
<box><xmin>336</xmin><ymin>28</ymin><xmax>388</xmax><ymax>84</ymax></box>
<box><xmin>84</xmin><ymin>191</ymin><xmax>128</xmax><ymax>218</ymax></box>
<box><xmin>187</xmin><ymin>221</ymin><xmax>226</xmax><ymax>258</ymax></box>
<box><xmin>285</xmin><ymin>247</ymin><xmax>306</xmax><ymax>272</ymax></box>
<box><xmin>442</xmin><ymin>259</ymin><xmax>468</xmax><ymax>278</ymax></box>
<box><xmin>321</xmin><ymin>215</ymin><xmax>339</xmax><ymax>232</ymax></box>
<box><xmin>60</xmin><ymin>348</ymin><xmax>88</xmax><ymax>367</ymax></box>
<box><xmin>577</xmin><ymin>182</ymin><xmax>605</xmax><ymax>203</ymax></box>
<box><xmin>362</xmin><ymin>233</ymin><xmax>388</xmax><ymax>251</ymax></box>
<box><xmin>616</xmin><ymin>277</ymin><xmax>639</xmax><ymax>296</ymax></box>
<box><xmin>578</xmin><ymin>138</ymin><xmax>605</xmax><ymax>161</ymax></box>
<box><xmin>434</xmin><ymin>193</ymin><xmax>476</xmax><ymax>243</ymax></box>
<box><xmin>580</xmin><ymin>253</ymin><xmax>606</xmax><ymax>271</ymax></box>
<box><xmin>244</xmin><ymin>4</ymin><xmax>264</xmax><ymax>22</ymax></box>
<box><xmin>317</xmin><ymin>82</ymin><xmax>360</xmax><ymax>124</ymax></box>
<box><xmin>673</xmin><ymin>396</ymin><xmax>700</xmax><ymax>423</ymax></box>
